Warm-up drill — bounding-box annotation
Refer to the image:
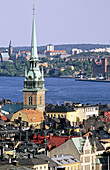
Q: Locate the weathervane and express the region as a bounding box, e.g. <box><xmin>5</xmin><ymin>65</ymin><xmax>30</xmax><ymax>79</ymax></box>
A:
<box><xmin>33</xmin><ymin>4</ymin><xmax>35</xmax><ymax>15</ymax></box>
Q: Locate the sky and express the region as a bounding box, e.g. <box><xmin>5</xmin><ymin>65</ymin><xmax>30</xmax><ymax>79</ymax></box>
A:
<box><xmin>0</xmin><ymin>0</ymin><xmax>110</xmax><ymax>47</ymax></box>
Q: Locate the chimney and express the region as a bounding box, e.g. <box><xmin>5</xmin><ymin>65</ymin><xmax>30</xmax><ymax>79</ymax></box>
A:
<box><xmin>43</xmin><ymin>121</ymin><xmax>45</xmax><ymax>130</ymax></box>
<box><xmin>26</xmin><ymin>131</ymin><xmax>28</xmax><ymax>141</ymax></box>
<box><xmin>1</xmin><ymin>145</ymin><xmax>5</xmax><ymax>161</ymax></box>
<box><xmin>9</xmin><ymin>158</ymin><xmax>11</xmax><ymax>164</ymax></box>
<box><xmin>13</xmin><ymin>160</ymin><xmax>19</xmax><ymax>166</ymax></box>
<box><xmin>28</xmin><ymin>154</ymin><xmax>30</xmax><ymax>158</ymax></box>
<box><xmin>49</xmin><ymin>134</ymin><xmax>52</xmax><ymax>140</ymax></box>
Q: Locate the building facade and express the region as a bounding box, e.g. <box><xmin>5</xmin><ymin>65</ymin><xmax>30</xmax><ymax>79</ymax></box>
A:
<box><xmin>23</xmin><ymin>7</ymin><xmax>45</xmax><ymax>112</ymax></box>
<box><xmin>92</xmin><ymin>57</ymin><xmax>110</xmax><ymax>75</ymax></box>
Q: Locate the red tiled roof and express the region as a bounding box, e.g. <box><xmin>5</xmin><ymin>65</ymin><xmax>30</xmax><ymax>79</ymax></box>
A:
<box><xmin>1</xmin><ymin>115</ymin><xmax>7</xmax><ymax>121</ymax></box>
<box><xmin>46</xmin><ymin>135</ymin><xmax>72</xmax><ymax>151</ymax></box>
<box><xmin>104</xmin><ymin>111</ymin><xmax>110</xmax><ymax>121</ymax></box>
<box><xmin>47</xmin><ymin>50</ymin><xmax>66</xmax><ymax>53</ymax></box>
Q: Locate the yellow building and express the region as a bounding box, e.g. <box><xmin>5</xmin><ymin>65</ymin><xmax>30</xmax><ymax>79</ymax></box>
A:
<box><xmin>11</xmin><ymin>108</ymin><xmax>44</xmax><ymax>127</ymax></box>
<box><xmin>52</xmin><ymin>155</ymin><xmax>80</xmax><ymax>170</ymax></box>
<box><xmin>71</xmin><ymin>66</ymin><xmax>74</xmax><ymax>70</ymax></box>
<box><xmin>32</xmin><ymin>163</ymin><xmax>48</xmax><ymax>170</ymax></box>
<box><xmin>46</xmin><ymin>105</ymin><xmax>78</xmax><ymax>126</ymax></box>
<box><xmin>61</xmin><ymin>68</ymin><xmax>65</xmax><ymax>71</ymax></box>
<box><xmin>46</xmin><ymin>104</ymin><xmax>99</xmax><ymax>125</ymax></box>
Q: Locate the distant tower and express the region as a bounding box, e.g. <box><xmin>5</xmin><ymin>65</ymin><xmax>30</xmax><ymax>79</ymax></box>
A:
<box><xmin>23</xmin><ymin>5</ymin><xmax>45</xmax><ymax>112</ymax></box>
<box><xmin>47</xmin><ymin>44</ymin><xmax>54</xmax><ymax>51</ymax></box>
<box><xmin>9</xmin><ymin>40</ymin><xmax>13</xmax><ymax>57</ymax></box>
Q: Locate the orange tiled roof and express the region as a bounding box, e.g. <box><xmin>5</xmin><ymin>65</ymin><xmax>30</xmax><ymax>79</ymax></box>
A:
<box><xmin>83</xmin><ymin>131</ymin><xmax>94</xmax><ymax>137</ymax></box>
<box><xmin>1</xmin><ymin>115</ymin><xmax>7</xmax><ymax>121</ymax></box>
<box><xmin>47</xmin><ymin>50</ymin><xmax>66</xmax><ymax>53</ymax></box>
<box><xmin>20</xmin><ymin>108</ymin><xmax>44</xmax><ymax>123</ymax></box>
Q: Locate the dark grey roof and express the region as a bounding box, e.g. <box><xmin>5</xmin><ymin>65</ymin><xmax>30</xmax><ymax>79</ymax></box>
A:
<box><xmin>37</xmin><ymin>155</ymin><xmax>57</xmax><ymax>168</ymax></box>
<box><xmin>0</xmin><ymin>119</ymin><xmax>6</xmax><ymax>125</ymax></box>
<box><xmin>1</xmin><ymin>104</ymin><xmax>23</xmax><ymax>113</ymax></box>
<box><xmin>46</xmin><ymin>105</ymin><xmax>74</xmax><ymax>113</ymax></box>
<box><xmin>89</xmin><ymin>137</ymin><xmax>105</xmax><ymax>151</ymax></box>
<box><xmin>75</xmin><ymin>105</ymin><xmax>99</xmax><ymax>108</ymax></box>
<box><xmin>0</xmin><ymin>164</ymin><xmax>32</xmax><ymax>170</ymax></box>
<box><xmin>18</xmin><ymin>157</ymin><xmax>47</xmax><ymax>166</ymax></box>
<box><xmin>86</xmin><ymin>116</ymin><xmax>104</xmax><ymax>131</ymax></box>
<box><xmin>18</xmin><ymin>142</ymin><xmax>38</xmax><ymax>151</ymax></box>
<box><xmin>4</xmin><ymin>113</ymin><xmax>13</xmax><ymax>120</ymax></box>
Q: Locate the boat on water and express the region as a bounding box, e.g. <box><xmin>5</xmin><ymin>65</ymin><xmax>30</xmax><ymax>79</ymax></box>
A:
<box><xmin>75</xmin><ymin>77</ymin><xmax>110</xmax><ymax>82</ymax></box>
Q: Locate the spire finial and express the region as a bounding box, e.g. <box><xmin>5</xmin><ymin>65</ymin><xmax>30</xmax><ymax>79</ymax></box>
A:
<box><xmin>33</xmin><ymin>4</ymin><xmax>35</xmax><ymax>15</ymax></box>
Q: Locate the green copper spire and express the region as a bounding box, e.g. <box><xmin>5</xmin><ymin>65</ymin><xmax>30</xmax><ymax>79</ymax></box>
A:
<box><xmin>31</xmin><ymin>5</ymin><xmax>38</xmax><ymax>60</ymax></box>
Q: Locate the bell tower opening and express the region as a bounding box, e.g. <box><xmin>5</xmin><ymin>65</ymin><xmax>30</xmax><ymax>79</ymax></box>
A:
<box><xmin>29</xmin><ymin>96</ymin><xmax>33</xmax><ymax>105</ymax></box>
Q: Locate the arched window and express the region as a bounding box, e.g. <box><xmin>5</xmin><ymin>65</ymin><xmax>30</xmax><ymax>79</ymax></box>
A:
<box><xmin>40</xmin><ymin>96</ymin><xmax>42</xmax><ymax>105</ymax></box>
<box><xmin>29</xmin><ymin>96</ymin><xmax>32</xmax><ymax>105</ymax></box>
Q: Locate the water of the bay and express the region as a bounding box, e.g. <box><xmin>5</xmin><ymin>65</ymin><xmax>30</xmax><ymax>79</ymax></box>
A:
<box><xmin>0</xmin><ymin>77</ymin><xmax>110</xmax><ymax>105</ymax></box>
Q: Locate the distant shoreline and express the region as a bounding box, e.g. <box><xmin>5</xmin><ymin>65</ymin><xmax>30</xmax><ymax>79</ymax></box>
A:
<box><xmin>0</xmin><ymin>75</ymin><xmax>75</xmax><ymax>79</ymax></box>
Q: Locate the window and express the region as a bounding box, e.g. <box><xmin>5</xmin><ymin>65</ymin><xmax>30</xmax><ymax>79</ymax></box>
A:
<box><xmin>44</xmin><ymin>166</ymin><xmax>46</xmax><ymax>169</ymax></box>
<box><xmin>85</xmin><ymin>165</ymin><xmax>90</xmax><ymax>170</ymax></box>
<box><xmin>81</xmin><ymin>157</ymin><xmax>83</xmax><ymax>163</ymax></box>
<box><xmin>85</xmin><ymin>150</ymin><xmax>90</xmax><ymax>154</ymax></box>
<box><xmin>85</xmin><ymin>156</ymin><xmax>90</xmax><ymax>162</ymax></box>
<box><xmin>32</xmin><ymin>62</ymin><xmax>33</xmax><ymax>68</ymax></box>
<box><xmin>58</xmin><ymin>115</ymin><xmax>60</xmax><ymax>118</ymax></box>
<box><xmin>29</xmin><ymin>96</ymin><xmax>32</xmax><ymax>105</ymax></box>
<box><xmin>40</xmin><ymin>96</ymin><xmax>42</xmax><ymax>105</ymax></box>
<box><xmin>33</xmin><ymin>117</ymin><xmax>36</xmax><ymax>120</ymax></box>
<box><xmin>18</xmin><ymin>117</ymin><xmax>22</xmax><ymax>121</ymax></box>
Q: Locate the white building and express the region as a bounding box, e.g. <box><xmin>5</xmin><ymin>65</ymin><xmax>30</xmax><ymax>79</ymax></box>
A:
<box><xmin>75</xmin><ymin>105</ymin><xmax>99</xmax><ymax>121</ymax></box>
<box><xmin>90</xmin><ymin>47</ymin><xmax>110</xmax><ymax>53</ymax></box>
<box><xmin>90</xmin><ymin>48</ymin><xmax>106</xmax><ymax>53</ymax></box>
<box><xmin>47</xmin><ymin>44</ymin><xmax>54</xmax><ymax>51</ymax></box>
<box><xmin>72</xmin><ymin>48</ymin><xmax>83</xmax><ymax>55</ymax></box>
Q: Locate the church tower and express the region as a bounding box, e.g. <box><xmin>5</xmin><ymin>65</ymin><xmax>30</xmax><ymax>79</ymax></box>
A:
<box><xmin>9</xmin><ymin>40</ymin><xmax>13</xmax><ymax>57</ymax></box>
<box><xmin>23</xmin><ymin>6</ymin><xmax>45</xmax><ymax>112</ymax></box>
